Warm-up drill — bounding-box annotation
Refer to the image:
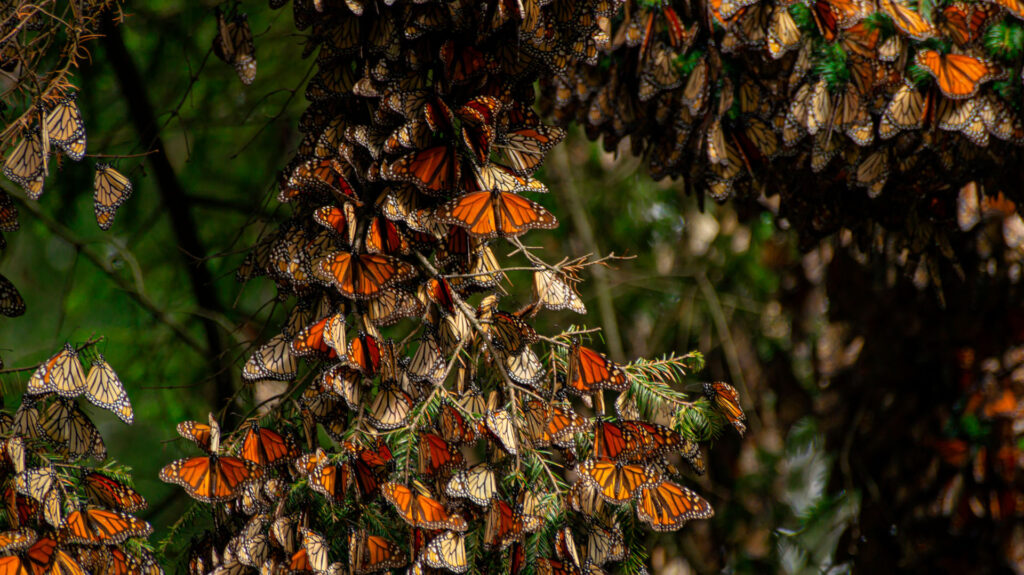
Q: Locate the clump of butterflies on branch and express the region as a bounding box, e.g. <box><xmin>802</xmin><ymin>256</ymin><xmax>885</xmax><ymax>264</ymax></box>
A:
<box><xmin>536</xmin><ymin>0</ymin><xmax>1024</xmax><ymax>292</ymax></box>
<box><xmin>0</xmin><ymin>340</ymin><xmax>162</xmax><ymax>574</ymax></box>
<box><xmin>156</xmin><ymin>0</ymin><xmax>748</xmax><ymax>572</ymax></box>
<box><xmin>924</xmin><ymin>343</ymin><xmax>1024</xmax><ymax>559</ymax></box>
<box><xmin>0</xmin><ymin>1</ymin><xmax>137</xmax><ymax>324</ymax></box>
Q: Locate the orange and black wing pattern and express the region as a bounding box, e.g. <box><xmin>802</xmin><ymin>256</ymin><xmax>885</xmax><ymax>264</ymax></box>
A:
<box><xmin>436</xmin><ymin>191</ymin><xmax>557</xmax><ymax>239</ymax></box>
<box><xmin>703</xmin><ymin>381</ymin><xmax>747</xmax><ymax>436</ymax></box>
<box><xmin>381</xmin><ymin>482</ymin><xmax>468</xmax><ymax>531</ymax></box>
<box><xmin>240</xmin><ymin>422</ymin><xmax>300</xmax><ymax>467</ymax></box>
<box><xmin>566</xmin><ymin>341</ymin><xmax>629</xmax><ymax>395</ymax></box>
<box><xmin>159</xmin><ymin>455</ymin><xmax>263</xmax><ymax>503</ymax></box>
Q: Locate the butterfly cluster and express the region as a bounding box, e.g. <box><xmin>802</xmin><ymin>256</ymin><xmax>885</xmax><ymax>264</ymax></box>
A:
<box><xmin>926</xmin><ymin>345</ymin><xmax>1024</xmax><ymax>552</ymax></box>
<box><xmin>0</xmin><ymin>343</ymin><xmax>161</xmax><ymax>575</ymax></box>
<box><xmin>540</xmin><ymin>0</ymin><xmax>1024</xmax><ymax>274</ymax></box>
<box><xmin>172</xmin><ymin>0</ymin><xmax>751</xmax><ymax>570</ymax></box>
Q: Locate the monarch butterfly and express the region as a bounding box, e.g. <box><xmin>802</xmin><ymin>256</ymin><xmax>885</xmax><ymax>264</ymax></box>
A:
<box><xmin>58</xmin><ymin>508</ymin><xmax>152</xmax><ymax>545</ymax></box>
<box><xmin>575</xmin><ymin>459</ymin><xmax>656</xmax><ymax>504</ymax></box>
<box><xmin>351</xmin><ymin>437</ymin><xmax>393</xmax><ymax>467</ymax></box>
<box><xmin>585</xmin><ymin>521</ymin><xmax>626</xmax><ymax>565</ymax></box>
<box><xmin>522</xmin><ymin>400</ymin><xmax>588</xmax><ymax>448</ymax></box>
<box><xmin>638</xmin><ymin>43</ymin><xmax>682</xmax><ymax>102</ymax></box>
<box><xmin>483</xmin><ymin>499</ymin><xmax>540</xmax><ymax>550</ymax></box>
<box><xmin>425</xmin><ymin>277</ymin><xmax>458</xmax><ymax>316</ymax></box>
<box><xmin>445</xmin><ymin>464</ymin><xmax>497</xmax><ymax>506</ymax></box>
<box><xmin>532</xmin><ymin>271</ymin><xmax>586</xmax><ymax>314</ymax></box>
<box><xmin>39</xmin><ymin>399</ymin><xmax>107</xmax><ymax>461</ymax></box>
<box><xmin>408</xmin><ymin>328</ymin><xmax>448</xmax><ymax>385</ymax></box>
<box><xmin>471</xmin><ymin>160</ymin><xmax>549</xmax><ymax>195</ymax></box>
<box><xmin>767</xmin><ymin>5</ymin><xmax>800</xmax><ymax>58</ymax></box>
<box><xmin>381</xmin><ymin>482</ymin><xmax>468</xmax><ymax>531</ymax></box>
<box><xmin>159</xmin><ymin>455</ymin><xmax>264</xmax><ymax>503</ymax></box>
<box><xmin>320</xmin><ymin>364</ymin><xmax>361</xmax><ymax>410</ymax></box>
<box><xmin>83</xmin><ymin>355</ymin><xmax>133</xmax><ymax>424</ymax></box>
<box><xmin>440</xmin><ymin>41</ymin><xmax>497</xmax><ymax>86</ymax></box>
<box><xmin>880</xmin><ymin>0</ymin><xmax>937</xmax><ymax>40</ymax></box>
<box><xmin>3</xmin><ymin>487</ymin><xmax>38</xmax><ymax>528</ymax></box>
<box><xmin>176</xmin><ymin>420</ymin><xmax>214</xmax><ymax>452</ymax></box>
<box><xmin>213</xmin><ymin>10</ymin><xmax>257</xmax><ymax>85</ymax></box>
<box><xmin>298</xmin><ymin>528</ymin><xmax>331</xmax><ymax>574</ymax></box>
<box><xmin>812</xmin><ymin>0</ymin><xmax>867</xmax><ymax>40</ymax></box>
<box><xmin>295</xmin><ymin>448</ymin><xmax>330</xmax><ymax>478</ymax></box>
<box><xmin>422</xmin><ymin>531</ymin><xmax>467</xmax><ymax>573</ymax></box>
<box><xmin>0</xmin><ymin>537</ymin><xmax>83</xmax><ymax>575</ymax></box>
<box><xmin>805</xmin><ymin>78</ymin><xmax>832</xmax><ymax>137</ymax></box>
<box><xmin>704</xmin><ymin>381</ymin><xmax>747</xmax><ymax>436</ymax></box>
<box><xmin>83</xmin><ymin>472</ymin><xmax>147</xmax><ymax>513</ymax></box>
<box><xmin>495</xmin><ymin>125</ymin><xmax>566</xmax><ymax>175</ymax></box>
<box><xmin>0</xmin><ymin>274</ymin><xmax>25</xmax><ymax>318</ymax></box>
<box><xmin>635</xmin><ymin>477</ymin><xmax>714</xmax><ymax>531</ymax></box>
<box><xmin>241</xmin><ymin>422</ymin><xmax>300</xmax><ymax>466</ymax></box>
<box><xmin>566</xmin><ymin>341</ymin><xmax>629</xmax><ymax>395</ymax></box>
<box><xmin>350</xmin><ymin>458</ymin><xmax>387</xmax><ymax>500</ymax></box>
<box><xmin>290</xmin><ymin>317</ymin><xmax>337</xmax><ymax>359</ymax></box>
<box><xmin>505</xmin><ymin>347</ymin><xmax>545</xmax><ymax>387</ymax></box>
<box><xmin>242</xmin><ymin>333</ymin><xmax>299</xmax><ymax>381</ymax></box>
<box><xmin>836</xmin><ymin>86</ymin><xmax>874</xmax><ymax>147</ymax></box>
<box><xmin>553</xmin><ymin>527</ymin><xmax>583</xmax><ymax>569</ymax></box>
<box><xmin>941</xmin><ymin>2</ymin><xmax>997</xmax><ymax>46</ymax></box>
<box><xmin>312</xmin><ymin>204</ymin><xmax>352</xmax><ymax>241</ymax></box>
<box><xmin>309</xmin><ymin>463</ymin><xmax>350</xmax><ymax>505</ymax></box>
<box><xmin>478</xmin><ymin>301</ymin><xmax>538</xmax><ymax>357</ymax></box>
<box><xmin>314</xmin><ymin>251</ymin><xmax>418</xmax><ymax>299</ymax></box>
<box><xmin>366</xmin><ymin>384</ymin><xmax>414</xmax><ymax>430</ymax></box>
<box><xmin>0</xmin><ymin>528</ymin><xmax>35</xmax><ymax>554</ymax></box>
<box><xmin>437</xmin><ymin>401</ymin><xmax>477</xmax><ymax>445</ymax></box>
<box><xmin>596</xmin><ymin>420</ymin><xmax>690</xmax><ymax>462</ymax></box>
<box><xmin>229</xmin><ymin>518</ymin><xmax>270</xmax><ymax>568</ymax></box>
<box><xmin>386</xmin><ymin>145</ymin><xmax>461</xmax><ymax>195</ymax></box>
<box><xmin>13</xmin><ymin>400</ymin><xmax>41</xmax><ymax>443</ymax></box>
<box><xmin>436</xmin><ymin>190</ymin><xmax>558</xmax><ymax>239</ymax></box>
<box><xmin>349</xmin><ymin>531</ymin><xmax>407</xmax><ymax>574</ymax></box>
<box><xmin>483</xmin><ymin>407</ymin><xmax>518</xmax><ymax>455</ymax></box>
<box><xmin>878</xmin><ymin>83</ymin><xmax>929</xmax><ymax>139</ymax></box>
<box><xmin>27</xmin><ymin>344</ymin><xmax>87</xmax><ymax>398</ymax></box>
<box><xmin>93</xmin><ymin>164</ymin><xmax>133</xmax><ymax>231</ymax></box>
<box><xmin>457</xmin><ymin>97</ymin><xmax>501</xmax><ymax>167</ymax></box>
<box><xmin>915</xmin><ymin>50</ymin><xmax>1005</xmax><ymax>100</ymax></box>
<box><xmin>365</xmin><ymin>287</ymin><xmax>424</xmax><ymax>326</ymax></box>
<box><xmin>3</xmin><ymin>130</ymin><xmax>47</xmax><ymax>199</ymax></box>
<box><xmin>1</xmin><ymin>437</ymin><xmax>24</xmax><ymax>474</ymax></box>
<box><xmin>418</xmin><ymin>432</ymin><xmax>465</xmax><ymax>476</ymax></box>
<box><xmin>438</xmin><ymin>308</ymin><xmax>474</xmax><ymax>354</ymax></box>
<box><xmin>44</xmin><ymin>94</ymin><xmax>86</xmax><ymax>161</ymax></box>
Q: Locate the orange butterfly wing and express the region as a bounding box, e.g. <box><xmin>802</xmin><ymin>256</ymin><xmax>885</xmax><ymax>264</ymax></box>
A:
<box><xmin>83</xmin><ymin>472</ymin><xmax>147</xmax><ymax>513</ymax></box>
<box><xmin>241</xmin><ymin>424</ymin><xmax>300</xmax><ymax>466</ymax></box>
<box><xmin>437</xmin><ymin>192</ymin><xmax>557</xmax><ymax>238</ymax></box>
<box><xmin>915</xmin><ymin>50</ymin><xmax>1004</xmax><ymax>99</ymax></box>
<box><xmin>387</xmin><ymin>146</ymin><xmax>460</xmax><ymax>194</ymax></box>
<box><xmin>567</xmin><ymin>342</ymin><xmax>629</xmax><ymax>394</ymax></box>
<box><xmin>159</xmin><ymin>456</ymin><xmax>263</xmax><ymax>503</ymax></box>
<box><xmin>576</xmin><ymin>460</ymin><xmax>653</xmax><ymax>503</ymax></box>
<box><xmin>636</xmin><ymin>478</ymin><xmax>714</xmax><ymax>531</ymax></box>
